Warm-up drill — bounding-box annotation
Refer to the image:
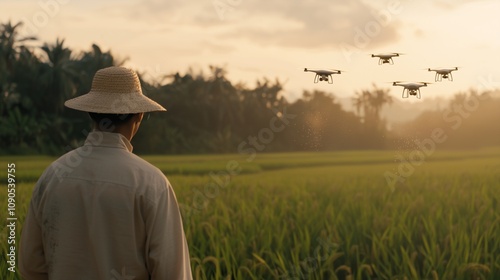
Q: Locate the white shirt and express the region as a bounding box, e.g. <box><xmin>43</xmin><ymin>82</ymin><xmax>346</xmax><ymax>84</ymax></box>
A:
<box><xmin>20</xmin><ymin>131</ymin><xmax>192</xmax><ymax>280</ymax></box>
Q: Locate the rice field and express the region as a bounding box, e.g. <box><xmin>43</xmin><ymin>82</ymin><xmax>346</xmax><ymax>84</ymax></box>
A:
<box><xmin>1</xmin><ymin>148</ymin><xmax>500</xmax><ymax>279</ymax></box>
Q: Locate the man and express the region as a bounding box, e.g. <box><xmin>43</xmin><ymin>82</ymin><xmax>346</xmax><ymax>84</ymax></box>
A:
<box><xmin>19</xmin><ymin>66</ymin><xmax>192</xmax><ymax>279</ymax></box>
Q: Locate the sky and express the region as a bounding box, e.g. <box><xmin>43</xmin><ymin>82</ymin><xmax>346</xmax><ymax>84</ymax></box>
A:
<box><xmin>2</xmin><ymin>0</ymin><xmax>500</xmax><ymax>103</ymax></box>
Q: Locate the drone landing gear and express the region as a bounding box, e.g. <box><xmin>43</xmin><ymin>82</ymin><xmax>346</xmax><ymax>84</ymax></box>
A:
<box><xmin>314</xmin><ymin>74</ymin><xmax>333</xmax><ymax>84</ymax></box>
<box><xmin>379</xmin><ymin>58</ymin><xmax>394</xmax><ymax>65</ymax></box>
<box><xmin>402</xmin><ymin>89</ymin><xmax>421</xmax><ymax>99</ymax></box>
<box><xmin>435</xmin><ymin>73</ymin><xmax>453</xmax><ymax>82</ymax></box>
<box><xmin>435</xmin><ymin>73</ymin><xmax>441</xmax><ymax>82</ymax></box>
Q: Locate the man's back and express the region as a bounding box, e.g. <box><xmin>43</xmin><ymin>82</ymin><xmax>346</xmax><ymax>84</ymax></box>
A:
<box><xmin>20</xmin><ymin>131</ymin><xmax>191</xmax><ymax>280</ymax></box>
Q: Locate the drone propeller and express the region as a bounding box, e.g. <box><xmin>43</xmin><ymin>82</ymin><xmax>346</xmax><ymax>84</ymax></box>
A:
<box><xmin>391</xmin><ymin>81</ymin><xmax>431</xmax><ymax>85</ymax></box>
<box><xmin>304</xmin><ymin>67</ymin><xmax>324</xmax><ymax>72</ymax></box>
<box><xmin>426</xmin><ymin>66</ymin><xmax>460</xmax><ymax>70</ymax></box>
<box><xmin>303</xmin><ymin>67</ymin><xmax>326</xmax><ymax>71</ymax></box>
<box><xmin>304</xmin><ymin>68</ymin><xmax>343</xmax><ymax>73</ymax></box>
<box><xmin>404</xmin><ymin>81</ymin><xmax>432</xmax><ymax>85</ymax></box>
<box><xmin>372</xmin><ymin>52</ymin><xmax>405</xmax><ymax>56</ymax></box>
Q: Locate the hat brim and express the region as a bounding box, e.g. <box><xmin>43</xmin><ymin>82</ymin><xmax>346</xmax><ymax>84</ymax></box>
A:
<box><xmin>64</xmin><ymin>92</ymin><xmax>166</xmax><ymax>114</ymax></box>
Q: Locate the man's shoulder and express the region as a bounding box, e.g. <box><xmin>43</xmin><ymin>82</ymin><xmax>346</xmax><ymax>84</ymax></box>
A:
<box><xmin>47</xmin><ymin>147</ymin><xmax>168</xmax><ymax>184</ymax></box>
<box><xmin>126</xmin><ymin>154</ymin><xmax>173</xmax><ymax>202</ymax></box>
<box><xmin>127</xmin><ymin>153</ymin><xmax>166</xmax><ymax>178</ymax></box>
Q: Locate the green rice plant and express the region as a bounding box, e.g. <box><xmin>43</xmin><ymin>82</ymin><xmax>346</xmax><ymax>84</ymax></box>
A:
<box><xmin>1</xmin><ymin>148</ymin><xmax>500</xmax><ymax>279</ymax></box>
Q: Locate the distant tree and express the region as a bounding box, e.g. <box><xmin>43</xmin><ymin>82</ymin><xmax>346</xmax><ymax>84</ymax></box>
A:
<box><xmin>285</xmin><ymin>90</ymin><xmax>364</xmax><ymax>151</ymax></box>
<box><xmin>39</xmin><ymin>39</ymin><xmax>79</xmax><ymax>114</ymax></box>
<box><xmin>0</xmin><ymin>21</ymin><xmax>42</xmax><ymax>152</ymax></box>
<box><xmin>351</xmin><ymin>85</ymin><xmax>393</xmax><ymax>148</ymax></box>
<box><xmin>238</xmin><ymin>78</ymin><xmax>286</xmax><ymax>133</ymax></box>
<box><xmin>0</xmin><ymin>21</ymin><xmax>36</xmax><ymax>75</ymax></box>
<box><xmin>368</xmin><ymin>86</ymin><xmax>393</xmax><ymax>125</ymax></box>
<box><xmin>0</xmin><ymin>21</ymin><xmax>121</xmax><ymax>154</ymax></box>
<box><xmin>351</xmin><ymin>90</ymin><xmax>369</xmax><ymax>123</ymax></box>
<box><xmin>389</xmin><ymin>90</ymin><xmax>500</xmax><ymax>149</ymax></box>
<box><xmin>352</xmin><ymin>84</ymin><xmax>392</xmax><ymax>125</ymax></box>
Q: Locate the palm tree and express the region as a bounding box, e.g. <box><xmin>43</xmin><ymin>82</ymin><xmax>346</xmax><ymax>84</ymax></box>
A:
<box><xmin>351</xmin><ymin>90</ymin><xmax>371</xmax><ymax>123</ymax></box>
<box><xmin>0</xmin><ymin>21</ymin><xmax>37</xmax><ymax>74</ymax></box>
<box><xmin>0</xmin><ymin>21</ymin><xmax>42</xmax><ymax>150</ymax></box>
<box><xmin>368</xmin><ymin>85</ymin><xmax>393</xmax><ymax>123</ymax></box>
<box><xmin>352</xmin><ymin>85</ymin><xmax>392</xmax><ymax>124</ymax></box>
<box><xmin>0</xmin><ymin>21</ymin><xmax>37</xmax><ymax>115</ymax></box>
<box><xmin>39</xmin><ymin>38</ymin><xmax>79</xmax><ymax>114</ymax></box>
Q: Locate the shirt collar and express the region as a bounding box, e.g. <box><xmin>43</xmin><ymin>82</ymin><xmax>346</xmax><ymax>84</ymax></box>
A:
<box><xmin>84</xmin><ymin>131</ymin><xmax>134</xmax><ymax>152</ymax></box>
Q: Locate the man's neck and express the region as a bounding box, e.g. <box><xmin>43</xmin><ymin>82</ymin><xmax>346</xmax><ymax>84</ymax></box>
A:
<box><xmin>94</xmin><ymin>126</ymin><xmax>133</xmax><ymax>141</ymax></box>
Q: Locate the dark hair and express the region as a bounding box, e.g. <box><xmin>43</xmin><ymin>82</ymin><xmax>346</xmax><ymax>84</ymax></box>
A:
<box><xmin>88</xmin><ymin>113</ymin><xmax>138</xmax><ymax>131</ymax></box>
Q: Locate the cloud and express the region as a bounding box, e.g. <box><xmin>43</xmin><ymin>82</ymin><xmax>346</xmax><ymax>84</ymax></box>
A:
<box><xmin>130</xmin><ymin>0</ymin><xmax>212</xmax><ymax>24</ymax></box>
<box><xmin>209</xmin><ymin>0</ymin><xmax>404</xmax><ymax>49</ymax></box>
<box><xmin>127</xmin><ymin>0</ymin><xmax>404</xmax><ymax>50</ymax></box>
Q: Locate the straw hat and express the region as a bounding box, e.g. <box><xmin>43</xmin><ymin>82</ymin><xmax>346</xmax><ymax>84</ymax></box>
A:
<box><xmin>64</xmin><ymin>66</ymin><xmax>166</xmax><ymax>113</ymax></box>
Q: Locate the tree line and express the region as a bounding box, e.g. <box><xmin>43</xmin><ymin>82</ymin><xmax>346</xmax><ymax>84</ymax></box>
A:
<box><xmin>1</xmin><ymin>21</ymin><xmax>498</xmax><ymax>155</ymax></box>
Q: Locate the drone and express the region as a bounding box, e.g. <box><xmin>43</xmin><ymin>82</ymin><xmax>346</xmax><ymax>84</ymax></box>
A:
<box><xmin>304</xmin><ymin>68</ymin><xmax>342</xmax><ymax>84</ymax></box>
<box><xmin>371</xmin><ymin>53</ymin><xmax>402</xmax><ymax>65</ymax></box>
<box><xmin>427</xmin><ymin>67</ymin><xmax>458</xmax><ymax>82</ymax></box>
<box><xmin>392</xmin><ymin>81</ymin><xmax>430</xmax><ymax>99</ymax></box>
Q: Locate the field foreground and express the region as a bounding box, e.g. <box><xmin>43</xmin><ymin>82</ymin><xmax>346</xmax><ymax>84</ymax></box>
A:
<box><xmin>1</xmin><ymin>148</ymin><xmax>500</xmax><ymax>279</ymax></box>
